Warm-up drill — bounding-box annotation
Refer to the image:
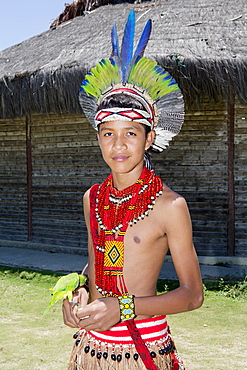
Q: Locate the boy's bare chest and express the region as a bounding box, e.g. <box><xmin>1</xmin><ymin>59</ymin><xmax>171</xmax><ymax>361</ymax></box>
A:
<box><xmin>123</xmin><ymin>213</ymin><xmax>168</xmax><ymax>256</ymax></box>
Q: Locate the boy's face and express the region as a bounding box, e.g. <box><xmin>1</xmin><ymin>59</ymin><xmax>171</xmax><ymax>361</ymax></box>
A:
<box><xmin>97</xmin><ymin>120</ymin><xmax>154</xmax><ymax>175</ymax></box>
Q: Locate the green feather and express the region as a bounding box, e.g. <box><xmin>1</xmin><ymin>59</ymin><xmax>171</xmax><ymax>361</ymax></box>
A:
<box><xmin>82</xmin><ymin>78</ymin><xmax>101</xmax><ymax>98</ymax></box>
<box><xmin>104</xmin><ymin>59</ymin><xmax>120</xmax><ymax>85</ymax></box>
<box><xmin>141</xmin><ymin>68</ymin><xmax>160</xmax><ymax>91</ymax></box>
<box><xmin>128</xmin><ymin>57</ymin><xmax>145</xmax><ymax>83</ymax></box>
<box><xmin>128</xmin><ymin>57</ymin><xmax>179</xmax><ymax>100</ymax></box>
<box><xmin>129</xmin><ymin>58</ymin><xmax>156</xmax><ymax>86</ymax></box>
<box><xmin>85</xmin><ymin>79</ymin><xmax>102</xmax><ymax>97</ymax></box>
<box><xmin>81</xmin><ymin>59</ymin><xmax>120</xmax><ymax>98</ymax></box>
<box><xmin>149</xmin><ymin>77</ymin><xmax>180</xmax><ymax>99</ymax></box>
<box><xmin>144</xmin><ymin>73</ymin><xmax>167</xmax><ymax>95</ymax></box>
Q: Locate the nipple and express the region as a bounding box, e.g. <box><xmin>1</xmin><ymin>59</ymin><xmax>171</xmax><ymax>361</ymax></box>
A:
<box><xmin>133</xmin><ymin>236</ymin><xmax>141</xmax><ymax>244</ymax></box>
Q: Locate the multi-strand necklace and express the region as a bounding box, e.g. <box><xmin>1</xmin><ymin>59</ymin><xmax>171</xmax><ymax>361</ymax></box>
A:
<box><xmin>92</xmin><ymin>166</ymin><xmax>163</xmax><ymax>297</ymax></box>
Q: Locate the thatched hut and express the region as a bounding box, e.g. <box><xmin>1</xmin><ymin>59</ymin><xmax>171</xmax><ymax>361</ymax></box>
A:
<box><xmin>0</xmin><ymin>0</ymin><xmax>246</xmax><ymax>256</ymax></box>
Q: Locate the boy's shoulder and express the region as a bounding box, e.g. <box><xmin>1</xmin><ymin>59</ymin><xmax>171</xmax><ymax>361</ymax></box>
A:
<box><xmin>152</xmin><ymin>182</ymin><xmax>191</xmax><ymax>238</ymax></box>
<box><xmin>84</xmin><ymin>183</ymin><xmax>101</xmax><ymax>200</ymax></box>
<box><xmin>158</xmin><ymin>182</ymin><xmax>188</xmax><ymax>213</ymax></box>
<box><xmin>161</xmin><ymin>182</ymin><xmax>183</xmax><ymax>200</ymax></box>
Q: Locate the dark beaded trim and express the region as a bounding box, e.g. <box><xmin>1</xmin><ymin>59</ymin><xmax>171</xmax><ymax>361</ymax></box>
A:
<box><xmin>74</xmin><ymin>331</ymin><xmax>173</xmax><ymax>364</ymax></box>
<box><xmin>80</xmin><ymin>344</ymin><xmax>173</xmax><ymax>363</ymax></box>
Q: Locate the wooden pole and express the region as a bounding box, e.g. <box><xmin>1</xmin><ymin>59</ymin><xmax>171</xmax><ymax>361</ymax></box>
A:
<box><xmin>227</xmin><ymin>99</ymin><xmax>235</xmax><ymax>256</ymax></box>
<box><xmin>26</xmin><ymin>115</ymin><xmax>33</xmax><ymax>241</ymax></box>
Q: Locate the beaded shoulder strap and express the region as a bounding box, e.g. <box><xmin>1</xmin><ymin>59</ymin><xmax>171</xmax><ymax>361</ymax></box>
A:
<box><xmin>89</xmin><ymin>184</ymin><xmax>100</xmax><ymax>245</ymax></box>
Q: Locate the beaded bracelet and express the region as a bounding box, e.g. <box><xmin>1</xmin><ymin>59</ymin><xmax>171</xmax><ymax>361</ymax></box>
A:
<box><xmin>117</xmin><ymin>294</ymin><xmax>136</xmax><ymax>322</ymax></box>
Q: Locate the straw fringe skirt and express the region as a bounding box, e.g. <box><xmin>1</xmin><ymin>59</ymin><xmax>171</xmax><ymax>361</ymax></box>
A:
<box><xmin>68</xmin><ymin>316</ymin><xmax>184</xmax><ymax>370</ymax></box>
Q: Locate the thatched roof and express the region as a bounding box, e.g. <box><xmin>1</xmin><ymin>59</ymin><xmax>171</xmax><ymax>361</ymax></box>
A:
<box><xmin>0</xmin><ymin>0</ymin><xmax>246</xmax><ymax>119</ymax></box>
<box><xmin>49</xmin><ymin>0</ymin><xmax>115</xmax><ymax>28</ymax></box>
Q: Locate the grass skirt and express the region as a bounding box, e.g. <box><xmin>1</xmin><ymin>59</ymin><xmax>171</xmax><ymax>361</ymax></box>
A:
<box><xmin>68</xmin><ymin>315</ymin><xmax>185</xmax><ymax>370</ymax></box>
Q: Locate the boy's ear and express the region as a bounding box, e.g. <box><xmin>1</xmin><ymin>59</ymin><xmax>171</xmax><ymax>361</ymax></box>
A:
<box><xmin>97</xmin><ymin>131</ymin><xmax>101</xmax><ymax>146</ymax></box>
<box><xmin>145</xmin><ymin>130</ymin><xmax>155</xmax><ymax>150</ymax></box>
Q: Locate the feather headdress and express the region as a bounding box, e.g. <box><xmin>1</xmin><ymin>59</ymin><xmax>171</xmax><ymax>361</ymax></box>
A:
<box><xmin>79</xmin><ymin>10</ymin><xmax>184</xmax><ymax>152</ymax></box>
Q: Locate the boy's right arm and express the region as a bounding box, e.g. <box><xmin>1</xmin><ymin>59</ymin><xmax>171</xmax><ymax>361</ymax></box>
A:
<box><xmin>62</xmin><ymin>189</ymin><xmax>91</xmax><ymax>328</ymax></box>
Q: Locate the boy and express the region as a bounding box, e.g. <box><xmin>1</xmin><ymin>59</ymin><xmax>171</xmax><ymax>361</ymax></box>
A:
<box><xmin>63</xmin><ymin>10</ymin><xmax>203</xmax><ymax>370</ymax></box>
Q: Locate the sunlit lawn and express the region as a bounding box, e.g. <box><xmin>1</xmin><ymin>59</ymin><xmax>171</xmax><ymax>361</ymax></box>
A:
<box><xmin>1</xmin><ymin>267</ymin><xmax>246</xmax><ymax>369</ymax></box>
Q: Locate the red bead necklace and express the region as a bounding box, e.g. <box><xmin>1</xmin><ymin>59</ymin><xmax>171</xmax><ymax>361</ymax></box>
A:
<box><xmin>94</xmin><ymin>166</ymin><xmax>163</xmax><ymax>297</ymax></box>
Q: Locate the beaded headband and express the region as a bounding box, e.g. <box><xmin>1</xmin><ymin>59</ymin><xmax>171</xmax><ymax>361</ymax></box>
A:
<box><xmin>79</xmin><ymin>10</ymin><xmax>184</xmax><ymax>152</ymax></box>
<box><xmin>95</xmin><ymin>107</ymin><xmax>153</xmax><ymax>127</ymax></box>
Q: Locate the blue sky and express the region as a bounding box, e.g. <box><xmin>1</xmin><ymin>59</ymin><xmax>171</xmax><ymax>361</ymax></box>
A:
<box><xmin>0</xmin><ymin>0</ymin><xmax>65</xmax><ymax>51</ymax></box>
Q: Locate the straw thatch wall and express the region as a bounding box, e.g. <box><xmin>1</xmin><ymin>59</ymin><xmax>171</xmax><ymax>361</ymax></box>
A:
<box><xmin>0</xmin><ymin>0</ymin><xmax>246</xmax><ymax>256</ymax></box>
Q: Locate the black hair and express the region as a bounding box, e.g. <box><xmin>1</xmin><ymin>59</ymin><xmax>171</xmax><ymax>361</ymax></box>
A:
<box><xmin>97</xmin><ymin>93</ymin><xmax>145</xmax><ymax>111</ymax></box>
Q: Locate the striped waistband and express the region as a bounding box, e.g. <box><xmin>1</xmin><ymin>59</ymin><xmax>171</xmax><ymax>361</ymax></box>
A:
<box><xmin>88</xmin><ymin>315</ymin><xmax>168</xmax><ymax>345</ymax></box>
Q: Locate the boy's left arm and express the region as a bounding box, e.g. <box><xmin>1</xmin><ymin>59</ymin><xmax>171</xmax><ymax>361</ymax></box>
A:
<box><xmin>134</xmin><ymin>194</ymin><xmax>204</xmax><ymax>317</ymax></box>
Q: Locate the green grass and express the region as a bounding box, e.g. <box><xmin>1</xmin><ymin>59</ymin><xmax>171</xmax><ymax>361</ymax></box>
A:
<box><xmin>0</xmin><ymin>267</ymin><xmax>74</xmax><ymax>370</ymax></box>
<box><xmin>168</xmin><ymin>294</ymin><xmax>247</xmax><ymax>369</ymax></box>
<box><xmin>1</xmin><ymin>266</ymin><xmax>247</xmax><ymax>369</ymax></box>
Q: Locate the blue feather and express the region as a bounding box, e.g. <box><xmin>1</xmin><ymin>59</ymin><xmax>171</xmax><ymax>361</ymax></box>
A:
<box><xmin>133</xmin><ymin>55</ymin><xmax>142</xmax><ymax>66</ymax></box>
<box><xmin>81</xmin><ymin>80</ymin><xmax>89</xmax><ymax>86</ymax></box>
<box><xmin>154</xmin><ymin>66</ymin><xmax>165</xmax><ymax>74</ymax></box>
<box><xmin>111</xmin><ymin>24</ymin><xmax>120</xmax><ymax>57</ymax></box>
<box><xmin>109</xmin><ymin>57</ymin><xmax>115</xmax><ymax>65</ymax></box>
<box><xmin>134</xmin><ymin>19</ymin><xmax>152</xmax><ymax>57</ymax></box>
<box><xmin>163</xmin><ymin>74</ymin><xmax>173</xmax><ymax>81</ymax></box>
<box><xmin>121</xmin><ymin>10</ymin><xmax>135</xmax><ymax>83</ymax></box>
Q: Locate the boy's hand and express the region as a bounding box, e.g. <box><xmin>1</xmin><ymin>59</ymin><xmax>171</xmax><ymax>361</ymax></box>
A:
<box><xmin>62</xmin><ymin>286</ymin><xmax>89</xmax><ymax>328</ymax></box>
<box><xmin>74</xmin><ymin>297</ymin><xmax>120</xmax><ymax>331</ymax></box>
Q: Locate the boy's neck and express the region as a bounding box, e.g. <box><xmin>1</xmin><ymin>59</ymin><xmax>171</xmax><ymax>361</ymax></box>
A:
<box><xmin>111</xmin><ymin>165</ymin><xmax>145</xmax><ymax>191</ymax></box>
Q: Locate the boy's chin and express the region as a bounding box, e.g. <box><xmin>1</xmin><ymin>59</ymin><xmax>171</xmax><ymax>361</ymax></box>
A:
<box><xmin>107</xmin><ymin>161</ymin><xmax>145</xmax><ymax>174</ymax></box>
